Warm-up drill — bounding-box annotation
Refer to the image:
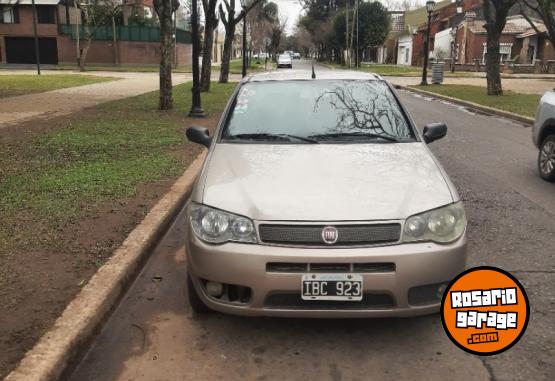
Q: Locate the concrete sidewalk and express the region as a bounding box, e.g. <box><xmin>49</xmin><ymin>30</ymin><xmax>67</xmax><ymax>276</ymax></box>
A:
<box><xmin>387</xmin><ymin>75</ymin><xmax>554</xmax><ymax>95</ymax></box>
<box><xmin>0</xmin><ymin>71</ymin><xmax>192</xmax><ymax>127</ymax></box>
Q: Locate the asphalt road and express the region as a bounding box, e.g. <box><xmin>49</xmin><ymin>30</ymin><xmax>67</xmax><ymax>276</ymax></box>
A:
<box><xmin>69</xmin><ymin>63</ymin><xmax>554</xmax><ymax>381</ymax></box>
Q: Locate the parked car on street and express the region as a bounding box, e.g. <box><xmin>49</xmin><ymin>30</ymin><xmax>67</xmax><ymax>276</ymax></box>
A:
<box><xmin>533</xmin><ymin>90</ymin><xmax>555</xmax><ymax>181</ymax></box>
<box><xmin>185</xmin><ymin>70</ymin><xmax>467</xmax><ymax>318</ymax></box>
<box><xmin>292</xmin><ymin>52</ymin><xmax>301</xmax><ymax>59</ymax></box>
<box><xmin>277</xmin><ymin>54</ymin><xmax>293</xmax><ymax>68</ymax></box>
<box><xmin>254</xmin><ymin>52</ymin><xmax>269</xmax><ymax>60</ymax></box>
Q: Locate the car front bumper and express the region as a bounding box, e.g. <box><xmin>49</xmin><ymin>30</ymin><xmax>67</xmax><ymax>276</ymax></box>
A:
<box><xmin>186</xmin><ymin>227</ymin><xmax>467</xmax><ymax>318</ymax></box>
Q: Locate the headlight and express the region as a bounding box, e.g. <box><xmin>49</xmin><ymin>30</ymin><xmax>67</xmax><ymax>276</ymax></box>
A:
<box><xmin>403</xmin><ymin>202</ymin><xmax>466</xmax><ymax>243</ymax></box>
<box><xmin>189</xmin><ymin>203</ymin><xmax>257</xmax><ymax>244</ymax></box>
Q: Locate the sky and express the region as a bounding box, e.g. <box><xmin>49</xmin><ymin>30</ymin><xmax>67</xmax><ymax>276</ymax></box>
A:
<box><xmin>274</xmin><ymin>0</ymin><xmax>427</xmax><ymax>35</ymax></box>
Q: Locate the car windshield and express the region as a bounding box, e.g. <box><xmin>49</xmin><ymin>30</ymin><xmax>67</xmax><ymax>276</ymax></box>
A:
<box><xmin>221</xmin><ymin>80</ymin><xmax>415</xmax><ymax>144</ymax></box>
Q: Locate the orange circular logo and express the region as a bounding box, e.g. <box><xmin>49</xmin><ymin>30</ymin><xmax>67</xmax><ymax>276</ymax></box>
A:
<box><xmin>441</xmin><ymin>267</ymin><xmax>529</xmax><ymax>356</ymax></box>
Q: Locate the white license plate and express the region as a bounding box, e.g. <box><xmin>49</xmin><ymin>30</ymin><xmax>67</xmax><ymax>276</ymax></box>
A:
<box><xmin>301</xmin><ymin>273</ymin><xmax>363</xmax><ymax>301</ymax></box>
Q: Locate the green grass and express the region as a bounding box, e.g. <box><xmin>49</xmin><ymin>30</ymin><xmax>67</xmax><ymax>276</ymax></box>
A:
<box><xmin>359</xmin><ymin>64</ymin><xmax>422</xmax><ymax>76</ymax></box>
<box><xmin>323</xmin><ymin>62</ymin><xmax>476</xmax><ymax>77</ymax></box>
<box><xmin>410</xmin><ymin>84</ymin><xmax>541</xmax><ymax>118</ymax></box>
<box><xmin>0</xmin><ymin>74</ymin><xmax>116</xmax><ymax>97</ymax></box>
<box><xmin>229</xmin><ymin>58</ymin><xmax>275</xmax><ymax>74</ymax></box>
<box><xmin>323</xmin><ymin>62</ymin><xmax>421</xmax><ymax>76</ymax></box>
<box><xmin>0</xmin><ymin>82</ymin><xmax>237</xmax><ymax>225</ymax></box>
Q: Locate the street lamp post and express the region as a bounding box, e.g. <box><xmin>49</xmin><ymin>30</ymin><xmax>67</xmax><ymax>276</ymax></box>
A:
<box><xmin>31</xmin><ymin>0</ymin><xmax>41</xmax><ymax>75</ymax></box>
<box><xmin>189</xmin><ymin>0</ymin><xmax>205</xmax><ymax>117</ymax></box>
<box><xmin>242</xmin><ymin>15</ymin><xmax>247</xmax><ymax>78</ymax></box>
<box><xmin>451</xmin><ymin>0</ymin><xmax>463</xmax><ymax>73</ymax></box>
<box><xmin>420</xmin><ymin>0</ymin><xmax>435</xmax><ymax>86</ymax></box>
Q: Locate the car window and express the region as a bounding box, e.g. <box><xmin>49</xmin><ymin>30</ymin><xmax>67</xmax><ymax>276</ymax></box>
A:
<box><xmin>221</xmin><ymin>80</ymin><xmax>415</xmax><ymax>143</ymax></box>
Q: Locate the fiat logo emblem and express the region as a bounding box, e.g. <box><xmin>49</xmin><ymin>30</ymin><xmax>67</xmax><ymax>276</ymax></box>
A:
<box><xmin>322</xmin><ymin>226</ymin><xmax>339</xmax><ymax>245</ymax></box>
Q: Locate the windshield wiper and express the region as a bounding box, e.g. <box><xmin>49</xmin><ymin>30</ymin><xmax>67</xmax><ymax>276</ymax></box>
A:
<box><xmin>225</xmin><ymin>133</ymin><xmax>319</xmax><ymax>144</ymax></box>
<box><xmin>308</xmin><ymin>132</ymin><xmax>400</xmax><ymax>143</ymax></box>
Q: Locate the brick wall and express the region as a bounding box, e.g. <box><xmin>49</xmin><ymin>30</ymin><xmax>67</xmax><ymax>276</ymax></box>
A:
<box><xmin>0</xmin><ymin>6</ymin><xmax>59</xmax><ymax>37</ymax></box>
<box><xmin>455</xmin><ymin>27</ymin><xmax>519</xmax><ymax>64</ymax></box>
<box><xmin>57</xmin><ymin>36</ymin><xmax>192</xmax><ymax>66</ymax></box>
<box><xmin>1</xmin><ymin>4</ymin><xmax>192</xmax><ymax>66</ymax></box>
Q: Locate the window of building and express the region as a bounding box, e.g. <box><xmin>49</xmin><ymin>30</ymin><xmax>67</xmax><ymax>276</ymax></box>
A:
<box><xmin>37</xmin><ymin>5</ymin><xmax>56</xmax><ymax>24</ymax></box>
<box><xmin>1</xmin><ymin>6</ymin><xmax>18</xmax><ymax>23</ymax></box>
<box><xmin>482</xmin><ymin>43</ymin><xmax>513</xmax><ymax>64</ymax></box>
<box><xmin>144</xmin><ymin>6</ymin><xmax>153</xmax><ymax>19</ymax></box>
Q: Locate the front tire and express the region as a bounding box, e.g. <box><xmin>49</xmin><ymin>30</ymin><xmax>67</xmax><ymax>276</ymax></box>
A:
<box><xmin>187</xmin><ymin>272</ymin><xmax>212</xmax><ymax>313</ymax></box>
<box><xmin>538</xmin><ymin>135</ymin><xmax>555</xmax><ymax>182</ymax></box>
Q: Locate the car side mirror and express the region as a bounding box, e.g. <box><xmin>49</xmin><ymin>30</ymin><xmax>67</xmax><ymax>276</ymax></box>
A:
<box><xmin>186</xmin><ymin>126</ymin><xmax>211</xmax><ymax>148</ymax></box>
<box><xmin>423</xmin><ymin>123</ymin><xmax>447</xmax><ymax>144</ymax></box>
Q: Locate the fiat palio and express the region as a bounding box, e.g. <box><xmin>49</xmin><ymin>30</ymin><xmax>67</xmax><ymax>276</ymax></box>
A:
<box><xmin>184</xmin><ymin>70</ymin><xmax>467</xmax><ymax>317</ymax></box>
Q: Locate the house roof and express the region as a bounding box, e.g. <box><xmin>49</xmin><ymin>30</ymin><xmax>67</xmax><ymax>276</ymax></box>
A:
<box><xmin>518</xmin><ymin>24</ymin><xmax>548</xmax><ymax>38</ymax></box>
<box><xmin>0</xmin><ymin>0</ymin><xmax>61</xmax><ymax>4</ymax></box>
<box><xmin>468</xmin><ymin>16</ymin><xmax>533</xmax><ymax>35</ymax></box>
<box><xmin>402</xmin><ymin>0</ymin><xmax>452</xmax><ymax>34</ymax></box>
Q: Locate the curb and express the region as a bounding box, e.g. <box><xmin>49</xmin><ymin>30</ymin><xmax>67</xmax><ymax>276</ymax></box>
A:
<box><xmin>398</xmin><ymin>85</ymin><xmax>535</xmax><ymax>125</ymax></box>
<box><xmin>4</xmin><ymin>151</ymin><xmax>207</xmax><ymax>381</ymax></box>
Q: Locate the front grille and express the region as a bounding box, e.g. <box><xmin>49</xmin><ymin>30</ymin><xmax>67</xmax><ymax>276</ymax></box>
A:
<box><xmin>266</xmin><ymin>262</ymin><xmax>396</xmax><ymax>273</ymax></box>
<box><xmin>259</xmin><ymin>223</ymin><xmax>401</xmax><ymax>246</ymax></box>
<box><xmin>264</xmin><ymin>293</ymin><xmax>395</xmax><ymax>309</ymax></box>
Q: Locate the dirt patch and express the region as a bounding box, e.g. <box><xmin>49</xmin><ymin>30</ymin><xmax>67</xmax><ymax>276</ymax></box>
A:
<box><xmin>0</xmin><ymin>108</ymin><xmax>222</xmax><ymax>379</ymax></box>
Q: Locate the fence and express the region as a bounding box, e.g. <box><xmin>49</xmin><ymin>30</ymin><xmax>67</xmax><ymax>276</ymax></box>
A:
<box><xmin>59</xmin><ymin>24</ymin><xmax>191</xmax><ymax>44</ymax></box>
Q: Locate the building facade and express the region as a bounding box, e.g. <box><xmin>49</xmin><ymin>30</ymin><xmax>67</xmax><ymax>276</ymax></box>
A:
<box><xmin>0</xmin><ymin>0</ymin><xmax>192</xmax><ymax>66</ymax></box>
<box><xmin>397</xmin><ymin>0</ymin><xmax>555</xmax><ymax>73</ymax></box>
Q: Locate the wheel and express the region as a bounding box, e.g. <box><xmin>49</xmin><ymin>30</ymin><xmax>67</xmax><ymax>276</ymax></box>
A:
<box><xmin>538</xmin><ymin>134</ymin><xmax>555</xmax><ymax>182</ymax></box>
<box><xmin>187</xmin><ymin>272</ymin><xmax>212</xmax><ymax>313</ymax></box>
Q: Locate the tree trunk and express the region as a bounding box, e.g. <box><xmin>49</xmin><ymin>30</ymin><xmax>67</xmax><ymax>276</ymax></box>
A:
<box><xmin>219</xmin><ymin>22</ymin><xmax>235</xmax><ymax>83</ymax></box>
<box><xmin>483</xmin><ymin>0</ymin><xmax>514</xmax><ymax>96</ymax></box>
<box><xmin>79</xmin><ymin>38</ymin><xmax>91</xmax><ymax>71</ymax></box>
<box><xmin>485</xmin><ymin>28</ymin><xmax>502</xmax><ymax>95</ymax></box>
<box><xmin>159</xmin><ymin>10</ymin><xmax>174</xmax><ymax>109</ymax></box>
<box><xmin>200</xmin><ymin>15</ymin><xmax>215</xmax><ymax>92</ymax></box>
<box><xmin>78</xmin><ymin>10</ymin><xmax>90</xmax><ymax>71</ymax></box>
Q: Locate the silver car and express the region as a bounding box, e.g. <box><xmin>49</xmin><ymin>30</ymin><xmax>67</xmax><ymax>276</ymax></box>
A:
<box><xmin>185</xmin><ymin>71</ymin><xmax>467</xmax><ymax>317</ymax></box>
<box><xmin>533</xmin><ymin>90</ymin><xmax>555</xmax><ymax>181</ymax></box>
<box><xmin>277</xmin><ymin>54</ymin><xmax>293</xmax><ymax>68</ymax></box>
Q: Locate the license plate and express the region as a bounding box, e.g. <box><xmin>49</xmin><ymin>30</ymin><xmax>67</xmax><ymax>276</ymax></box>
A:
<box><xmin>301</xmin><ymin>274</ymin><xmax>363</xmax><ymax>301</ymax></box>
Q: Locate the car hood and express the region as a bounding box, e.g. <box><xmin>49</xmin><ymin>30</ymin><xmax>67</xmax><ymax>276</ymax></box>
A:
<box><xmin>200</xmin><ymin>143</ymin><xmax>454</xmax><ymax>221</ymax></box>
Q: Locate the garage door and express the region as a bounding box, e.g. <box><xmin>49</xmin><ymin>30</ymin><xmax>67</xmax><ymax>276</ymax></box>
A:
<box><xmin>5</xmin><ymin>37</ymin><xmax>58</xmax><ymax>64</ymax></box>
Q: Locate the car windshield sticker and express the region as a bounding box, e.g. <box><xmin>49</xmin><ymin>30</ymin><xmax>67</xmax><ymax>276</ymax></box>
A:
<box><xmin>235</xmin><ymin>88</ymin><xmax>256</xmax><ymax>114</ymax></box>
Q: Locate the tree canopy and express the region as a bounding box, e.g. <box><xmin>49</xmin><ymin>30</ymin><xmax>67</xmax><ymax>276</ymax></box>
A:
<box><xmin>295</xmin><ymin>0</ymin><xmax>390</xmax><ymax>62</ymax></box>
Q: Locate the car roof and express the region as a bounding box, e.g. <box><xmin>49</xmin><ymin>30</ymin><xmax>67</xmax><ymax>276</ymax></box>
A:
<box><xmin>246</xmin><ymin>69</ymin><xmax>383</xmax><ymax>82</ymax></box>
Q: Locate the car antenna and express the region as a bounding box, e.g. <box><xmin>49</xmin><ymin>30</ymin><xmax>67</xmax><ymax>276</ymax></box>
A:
<box><xmin>311</xmin><ymin>60</ymin><xmax>316</xmax><ymax>79</ymax></box>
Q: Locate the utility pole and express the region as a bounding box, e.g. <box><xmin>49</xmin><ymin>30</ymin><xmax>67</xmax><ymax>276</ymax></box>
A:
<box><xmin>31</xmin><ymin>0</ymin><xmax>41</xmax><ymax>75</ymax></box>
<box><xmin>75</xmin><ymin>1</ymin><xmax>80</xmax><ymax>68</ymax></box>
<box><xmin>189</xmin><ymin>0</ymin><xmax>205</xmax><ymax>117</ymax></box>
<box><xmin>345</xmin><ymin>0</ymin><xmax>349</xmax><ymax>67</ymax></box>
